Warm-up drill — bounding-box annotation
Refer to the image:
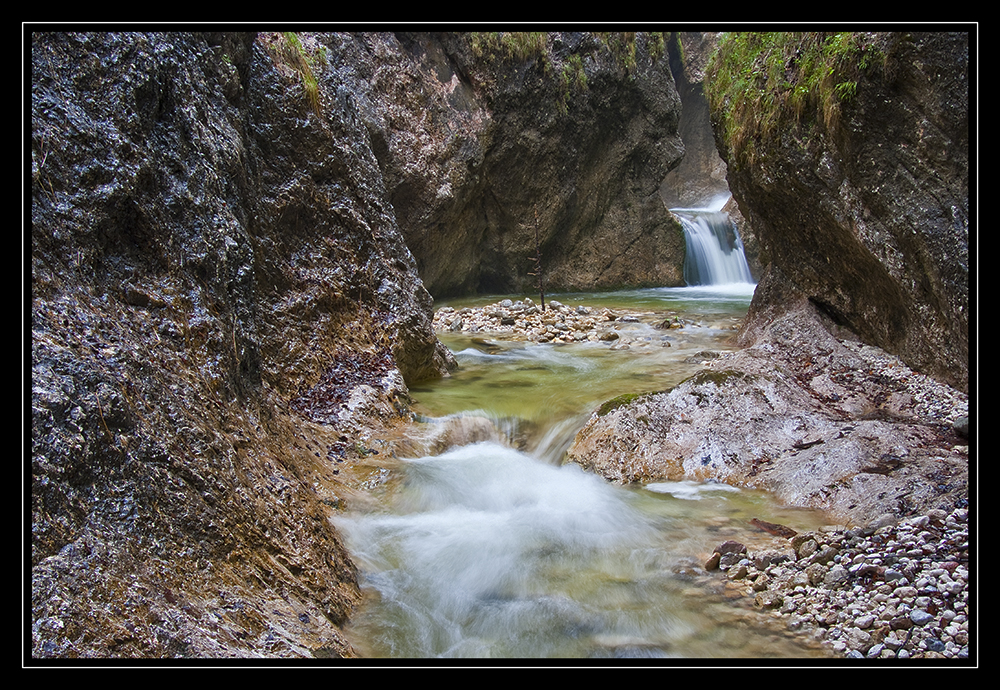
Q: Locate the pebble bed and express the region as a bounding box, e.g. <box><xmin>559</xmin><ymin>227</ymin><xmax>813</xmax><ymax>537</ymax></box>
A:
<box><xmin>433</xmin><ymin>299</ymin><xmax>973</xmax><ymax>661</ymax></box>
<box><xmin>709</xmin><ymin>508</ymin><xmax>971</xmax><ymax>659</ymax></box>
<box><xmin>433</xmin><ymin>297</ymin><xmax>685</xmax><ymax>345</ymax></box>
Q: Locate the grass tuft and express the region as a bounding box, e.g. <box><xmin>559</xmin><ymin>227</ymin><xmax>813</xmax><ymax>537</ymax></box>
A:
<box><xmin>705</xmin><ymin>32</ymin><xmax>884</xmax><ymax>169</ymax></box>
<box><xmin>261</xmin><ymin>32</ymin><xmax>325</xmax><ymax>115</ymax></box>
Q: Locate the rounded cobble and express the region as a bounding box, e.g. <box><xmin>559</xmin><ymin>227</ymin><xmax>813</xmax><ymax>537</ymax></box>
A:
<box><xmin>709</xmin><ymin>508</ymin><xmax>971</xmax><ymax>659</ymax></box>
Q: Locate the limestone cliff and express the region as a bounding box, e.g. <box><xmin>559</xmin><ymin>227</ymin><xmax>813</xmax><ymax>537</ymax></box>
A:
<box><xmin>661</xmin><ymin>31</ymin><xmax>762</xmax><ymax>279</ymax></box>
<box><xmin>29</xmin><ymin>29</ymin><xmax>693</xmax><ymax>660</ymax></box>
<box><xmin>660</xmin><ymin>31</ymin><xmax>730</xmax><ymax>209</ymax></box>
<box><xmin>708</xmin><ymin>31</ymin><xmax>970</xmax><ymax>392</ymax></box>
<box><xmin>356</xmin><ymin>31</ymin><xmax>688</xmax><ymax>297</ymax></box>
<box><xmin>30</xmin><ymin>30</ymin><xmax>456</xmax><ymax>659</ymax></box>
<box><xmin>566</xmin><ymin>30</ymin><xmax>970</xmax><ymax>528</ymax></box>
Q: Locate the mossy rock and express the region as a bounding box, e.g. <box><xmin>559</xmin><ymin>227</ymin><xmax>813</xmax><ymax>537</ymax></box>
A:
<box><xmin>683</xmin><ymin>369</ymin><xmax>758</xmax><ymax>388</ymax></box>
<box><xmin>597</xmin><ymin>391</ymin><xmax>652</xmax><ymax>416</ymax></box>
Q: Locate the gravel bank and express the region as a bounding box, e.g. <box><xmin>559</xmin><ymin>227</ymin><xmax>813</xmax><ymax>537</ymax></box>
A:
<box><xmin>433</xmin><ymin>297</ymin><xmax>688</xmax><ymax>345</ymax></box>
<box><xmin>708</xmin><ymin>508</ymin><xmax>971</xmax><ymax>660</ymax></box>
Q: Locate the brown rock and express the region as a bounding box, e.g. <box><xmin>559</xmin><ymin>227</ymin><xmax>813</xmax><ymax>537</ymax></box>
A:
<box><xmin>716</xmin><ymin>540</ymin><xmax>747</xmax><ymax>555</ymax></box>
<box><xmin>753</xmin><ymin>591</ymin><xmax>784</xmax><ymax>610</ymax></box>
<box><xmin>890</xmin><ymin>616</ymin><xmax>913</xmax><ymax>631</ymax></box>
<box><xmin>750</xmin><ymin>517</ymin><xmax>798</xmax><ymax>538</ymax></box>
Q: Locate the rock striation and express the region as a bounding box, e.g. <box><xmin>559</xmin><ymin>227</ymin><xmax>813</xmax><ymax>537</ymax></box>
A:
<box><xmin>709</xmin><ymin>31</ymin><xmax>970</xmax><ymax>392</ymax></box>
<box><xmin>30</xmin><ymin>30</ymin><xmax>456</xmax><ymax>659</ymax></box>
<box><xmin>356</xmin><ymin>31</ymin><xmax>688</xmax><ymax>297</ymax></box>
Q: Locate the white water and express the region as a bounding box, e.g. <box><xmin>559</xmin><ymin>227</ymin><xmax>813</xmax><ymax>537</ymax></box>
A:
<box><xmin>672</xmin><ymin>207</ymin><xmax>755</xmax><ymax>288</ymax></box>
<box><xmin>333</xmin><ymin>287</ymin><xmax>836</xmax><ymax>660</ymax></box>
<box><xmin>335</xmin><ymin>442</ymin><xmax>664</xmax><ymax>658</ymax></box>
<box><xmin>330</xmin><ymin>218</ymin><xmax>818</xmax><ymax>659</ymax></box>
<box><xmin>335</xmin><ymin>439</ymin><xmax>831</xmax><ymax>659</ymax></box>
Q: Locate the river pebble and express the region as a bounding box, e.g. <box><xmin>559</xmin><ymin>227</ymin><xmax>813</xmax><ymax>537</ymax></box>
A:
<box><xmin>707</xmin><ymin>508</ymin><xmax>971</xmax><ymax>659</ymax></box>
<box><xmin>433</xmin><ymin>298</ymin><xmax>685</xmax><ymax>346</ymax></box>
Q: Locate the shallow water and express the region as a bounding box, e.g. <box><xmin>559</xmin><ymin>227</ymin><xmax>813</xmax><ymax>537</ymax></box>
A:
<box><xmin>335</xmin><ymin>287</ymin><xmax>836</xmax><ymax>660</ymax></box>
<box><xmin>413</xmin><ymin>285</ymin><xmax>758</xmax><ymax>460</ymax></box>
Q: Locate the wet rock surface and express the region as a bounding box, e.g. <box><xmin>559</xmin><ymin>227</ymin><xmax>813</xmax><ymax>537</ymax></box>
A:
<box><xmin>711</xmin><ymin>32</ymin><xmax>970</xmax><ymax>392</ymax></box>
<box><xmin>378</xmin><ymin>32</ymin><xmax>687</xmax><ymax>298</ymax></box>
<box><xmin>29</xmin><ymin>29</ymin><xmax>972</xmax><ymax>663</ymax></box>
<box><xmin>567</xmin><ymin>300</ymin><xmax>968</xmax><ymax>529</ymax></box>
<box><xmin>30</xmin><ymin>31</ymin><xmax>453</xmax><ymax>659</ymax></box>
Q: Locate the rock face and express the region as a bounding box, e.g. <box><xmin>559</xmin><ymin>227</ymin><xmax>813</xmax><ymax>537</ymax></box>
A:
<box><xmin>565</xmin><ymin>27</ymin><xmax>970</xmax><ymax>597</ymax></box>
<box><xmin>659</xmin><ymin>32</ymin><xmax>730</xmax><ymax>210</ymax></box>
<box><xmin>566</xmin><ymin>300</ymin><xmax>969</xmax><ymax>528</ymax></box>
<box><xmin>659</xmin><ymin>31</ymin><xmax>762</xmax><ymax>279</ymax></box>
<box><xmin>356</xmin><ymin>32</ymin><xmax>688</xmax><ymax>297</ymax></box>
<box><xmin>709</xmin><ymin>31</ymin><xmax>970</xmax><ymax>392</ymax></box>
<box><xmin>28</xmin><ymin>29</ymin><xmax>700</xmax><ymax>661</ymax></box>
<box><xmin>30</xmin><ymin>31</ymin><xmax>457</xmax><ymax>658</ymax></box>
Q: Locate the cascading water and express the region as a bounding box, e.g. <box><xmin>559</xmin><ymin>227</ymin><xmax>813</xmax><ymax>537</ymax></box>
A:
<box><xmin>672</xmin><ymin>206</ymin><xmax>755</xmax><ymax>287</ymax></box>
<box><xmin>334</xmin><ymin>290</ymin><xmax>835</xmax><ymax>659</ymax></box>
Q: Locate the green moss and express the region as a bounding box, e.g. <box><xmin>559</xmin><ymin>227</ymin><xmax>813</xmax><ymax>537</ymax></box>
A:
<box><xmin>648</xmin><ymin>32</ymin><xmax>667</xmax><ymax>63</ymax></box>
<box><xmin>470</xmin><ymin>32</ymin><xmax>550</xmax><ymax>66</ymax></box>
<box><xmin>470</xmin><ymin>31</ymin><xmax>668</xmax><ymax>114</ymax></box>
<box><xmin>557</xmin><ymin>53</ymin><xmax>588</xmax><ymax>113</ymax></box>
<box><xmin>597</xmin><ymin>31</ymin><xmax>638</xmax><ymax>73</ymax></box>
<box><xmin>597</xmin><ymin>392</ymin><xmax>649</xmax><ymax>416</ymax></box>
<box><xmin>683</xmin><ymin>369</ymin><xmax>757</xmax><ymax>387</ymax></box>
<box><xmin>705</xmin><ymin>32</ymin><xmax>884</xmax><ymax>169</ymax></box>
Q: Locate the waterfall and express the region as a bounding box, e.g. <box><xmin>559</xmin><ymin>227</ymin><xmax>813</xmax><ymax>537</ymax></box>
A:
<box><xmin>672</xmin><ymin>208</ymin><xmax>755</xmax><ymax>287</ymax></box>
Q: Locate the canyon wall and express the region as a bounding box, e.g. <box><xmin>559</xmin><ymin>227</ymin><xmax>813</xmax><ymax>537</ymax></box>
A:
<box><xmin>30</xmin><ymin>30</ymin><xmax>690</xmax><ymax>659</ymax></box>
<box><xmin>31</xmin><ymin>30</ymin><xmax>455</xmax><ymax>659</ymax></box>
<box><xmin>30</xmin><ymin>29</ymin><xmax>970</xmax><ymax>659</ymax></box>
<box><xmin>360</xmin><ymin>32</ymin><xmax>688</xmax><ymax>297</ymax></box>
<box><xmin>567</xmin><ymin>30</ymin><xmax>971</xmax><ymax>527</ymax></box>
<box><xmin>711</xmin><ymin>31</ymin><xmax>969</xmax><ymax>392</ymax></box>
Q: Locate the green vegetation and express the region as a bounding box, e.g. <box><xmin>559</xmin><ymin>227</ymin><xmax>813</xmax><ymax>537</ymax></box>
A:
<box><xmin>598</xmin><ymin>392</ymin><xmax>651</xmax><ymax>417</ymax></box>
<box><xmin>597</xmin><ymin>31</ymin><xmax>668</xmax><ymax>73</ymax></box>
<box><xmin>470</xmin><ymin>31</ymin><xmax>550</xmax><ymax>66</ymax></box>
<box><xmin>557</xmin><ymin>53</ymin><xmax>588</xmax><ymax>113</ymax></box>
<box><xmin>684</xmin><ymin>369</ymin><xmax>758</xmax><ymax>387</ymax></box>
<box><xmin>470</xmin><ymin>32</ymin><xmax>584</xmax><ymax>113</ymax></box>
<box><xmin>648</xmin><ymin>32</ymin><xmax>668</xmax><ymax>63</ymax></box>
<box><xmin>596</xmin><ymin>31</ymin><xmax>638</xmax><ymax>73</ymax></box>
<box><xmin>560</xmin><ymin>53</ymin><xmax>588</xmax><ymax>91</ymax></box>
<box><xmin>261</xmin><ymin>32</ymin><xmax>326</xmax><ymax>115</ymax></box>
<box><xmin>469</xmin><ymin>31</ymin><xmax>667</xmax><ymax>113</ymax></box>
<box><xmin>705</xmin><ymin>32</ymin><xmax>884</xmax><ymax>169</ymax></box>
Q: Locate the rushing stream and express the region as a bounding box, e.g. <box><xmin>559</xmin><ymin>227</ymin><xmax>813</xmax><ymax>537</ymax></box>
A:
<box><xmin>334</xmin><ymin>213</ymin><xmax>837</xmax><ymax>660</ymax></box>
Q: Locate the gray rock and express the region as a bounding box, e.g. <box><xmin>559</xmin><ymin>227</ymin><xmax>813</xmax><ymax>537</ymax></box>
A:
<box><xmin>823</xmin><ymin>564</ymin><xmax>850</xmax><ymax>588</ymax></box>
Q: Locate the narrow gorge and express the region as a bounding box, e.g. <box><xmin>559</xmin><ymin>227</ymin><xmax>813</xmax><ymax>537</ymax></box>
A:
<box><xmin>29</xmin><ymin>29</ymin><xmax>971</xmax><ymax>661</ymax></box>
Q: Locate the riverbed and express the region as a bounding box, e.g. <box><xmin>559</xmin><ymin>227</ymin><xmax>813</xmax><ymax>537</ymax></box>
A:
<box><xmin>334</xmin><ymin>287</ymin><xmax>839</xmax><ymax>660</ymax></box>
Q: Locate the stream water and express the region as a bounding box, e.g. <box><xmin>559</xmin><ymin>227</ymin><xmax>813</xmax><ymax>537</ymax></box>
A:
<box><xmin>334</xmin><ymin>214</ymin><xmax>837</xmax><ymax>660</ymax></box>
